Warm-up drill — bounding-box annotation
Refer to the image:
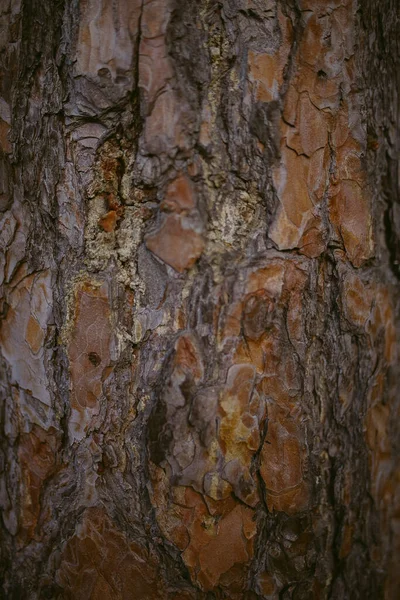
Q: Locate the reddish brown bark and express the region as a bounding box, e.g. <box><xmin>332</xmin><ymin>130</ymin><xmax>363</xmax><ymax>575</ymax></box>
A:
<box><xmin>0</xmin><ymin>1</ymin><xmax>399</xmax><ymax>598</ymax></box>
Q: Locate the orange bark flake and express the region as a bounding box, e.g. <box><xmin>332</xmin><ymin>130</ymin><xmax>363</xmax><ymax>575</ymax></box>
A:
<box><xmin>56</xmin><ymin>507</ymin><xmax>165</xmax><ymax>600</ymax></box>
<box><xmin>145</xmin><ymin>214</ymin><xmax>204</xmax><ymax>273</ymax></box>
<box><xmin>98</xmin><ymin>210</ymin><xmax>118</xmax><ymax>232</ymax></box>
<box><xmin>161</xmin><ymin>173</ymin><xmax>196</xmax><ymax>213</ymax></box>
<box><xmin>18</xmin><ymin>425</ymin><xmax>59</xmax><ymax>544</ymax></box>
<box><xmin>68</xmin><ymin>280</ymin><xmax>113</xmax><ymax>440</ymax></box>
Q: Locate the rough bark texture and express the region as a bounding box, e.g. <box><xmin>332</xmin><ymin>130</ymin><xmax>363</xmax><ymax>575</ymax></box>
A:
<box><xmin>0</xmin><ymin>0</ymin><xmax>399</xmax><ymax>598</ymax></box>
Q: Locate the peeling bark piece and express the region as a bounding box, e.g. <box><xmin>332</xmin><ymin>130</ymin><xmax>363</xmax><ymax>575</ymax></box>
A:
<box><xmin>98</xmin><ymin>210</ymin><xmax>118</xmax><ymax>232</ymax></box>
<box><xmin>246</xmin><ymin>261</ymin><xmax>286</xmax><ymax>297</ymax></box>
<box><xmin>139</xmin><ymin>37</ymin><xmax>173</xmax><ymax>106</ymax></box>
<box><xmin>0</xmin><ymin>270</ymin><xmax>53</xmax><ymax>422</ymax></box>
<box><xmin>269</xmin><ymin>204</ymin><xmax>324</xmax><ymax>257</ymax></box>
<box><xmin>329</xmin><ymin>180</ymin><xmax>374</xmax><ymax>267</ymax></box>
<box><xmin>141</xmin><ymin>0</ymin><xmax>171</xmax><ymax>39</ymax></box>
<box><xmin>25</xmin><ymin>315</ymin><xmax>45</xmax><ymax>354</ymax></box>
<box><xmin>283</xmin><ymin>84</ymin><xmax>299</xmax><ymax>126</ymax></box>
<box><xmin>174</xmin><ymin>334</ymin><xmax>204</xmax><ymax>383</ymax></box>
<box><xmin>3</xmin><ymin>202</ymin><xmax>28</xmax><ymax>284</ymax></box>
<box><xmin>297</xmin><ymin>94</ymin><xmax>328</xmax><ymax>157</ymax></box>
<box><xmin>195</xmin><ymin>504</ymin><xmax>256</xmax><ymax>591</ymax></box>
<box><xmin>219</xmin><ymin>364</ymin><xmax>262</xmax><ymax>506</ymax></box>
<box><xmin>260</xmin><ymin>412</ymin><xmax>308</xmax><ymax>514</ymax></box>
<box><xmin>286</xmin><ymin>93</ymin><xmax>328</xmax><ymax>158</ymax></box>
<box><xmin>0</xmin><ymin>118</ymin><xmax>11</xmax><ymax>153</ymax></box>
<box><xmin>148</xmin><ymin>332</ymin><xmax>209</xmax><ymax>481</ymax></box>
<box><xmin>167</xmin><ymin>488</ymin><xmax>257</xmax><ymax>593</ymax></box>
<box><xmin>148</xmin><ymin>353</ymin><xmax>260</xmax><ymax>591</ymax></box>
<box><xmin>75</xmin><ymin>0</ymin><xmax>140</xmax><ymax>81</ymax></box>
<box><xmin>0</xmin><ymin>212</ymin><xmax>16</xmax><ymax>286</ymax></box>
<box><xmin>272</xmin><ymin>150</ymin><xmax>312</xmax><ymax>224</ymax></box>
<box><xmin>68</xmin><ymin>280</ymin><xmax>113</xmax><ymax>441</ymax></box>
<box><xmin>266</xmin><ymin>481</ymin><xmax>310</xmax><ymax>515</ymax></box>
<box><xmin>18</xmin><ymin>425</ymin><xmax>58</xmax><ymax>544</ymax></box>
<box><xmin>299</xmin><ymin>13</ymin><xmax>325</xmax><ymax>69</ymax></box>
<box><xmin>143</xmin><ymin>89</ymin><xmax>187</xmax><ymax>155</ymax></box>
<box><xmin>341</xmin><ymin>271</ymin><xmax>373</xmax><ymax>328</ymax></box>
<box><xmin>138</xmin><ymin>0</ymin><xmax>191</xmax><ymax>155</ymax></box>
<box><xmin>248</xmin><ymin>52</ymin><xmax>282</xmax><ymax>103</ymax></box>
<box><xmin>138</xmin><ymin>0</ymin><xmax>173</xmax><ymax>113</ymax></box>
<box><xmin>56</xmin><ymin>507</ymin><xmax>165</xmax><ymax>600</ymax></box>
<box><xmin>298</xmin><ymin>215</ymin><xmax>326</xmax><ymax>258</ymax></box>
<box><xmin>336</xmin><ymin>138</ymin><xmax>365</xmax><ymax>186</ymax></box>
<box><xmin>371</xmin><ymin>289</ymin><xmax>397</xmax><ymax>364</ymax></box>
<box><xmin>220</xmin><ymin>365</ymin><xmax>258</xmax><ymax>459</ymax></box>
<box><xmin>242</xmin><ymin>290</ymin><xmax>275</xmax><ymax>341</ymax></box>
<box><xmin>145</xmin><ymin>214</ymin><xmax>204</xmax><ymax>272</ymax></box>
<box><xmin>269</xmin><ymin>147</ymin><xmax>326</xmax><ymax>255</ymax></box>
<box><xmin>261</xmin><ymin>421</ymin><xmax>303</xmax><ymax>493</ymax></box>
<box><xmin>248</xmin><ymin>9</ymin><xmax>292</xmax><ymax>102</ymax></box>
<box><xmin>161</xmin><ymin>174</ymin><xmax>196</xmax><ymax>213</ymax></box>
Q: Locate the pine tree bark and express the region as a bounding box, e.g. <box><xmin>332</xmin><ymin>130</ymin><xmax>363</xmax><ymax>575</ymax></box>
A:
<box><xmin>0</xmin><ymin>1</ymin><xmax>399</xmax><ymax>598</ymax></box>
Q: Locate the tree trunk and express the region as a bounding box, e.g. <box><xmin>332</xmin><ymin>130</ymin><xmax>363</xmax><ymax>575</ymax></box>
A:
<box><xmin>0</xmin><ymin>0</ymin><xmax>399</xmax><ymax>598</ymax></box>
